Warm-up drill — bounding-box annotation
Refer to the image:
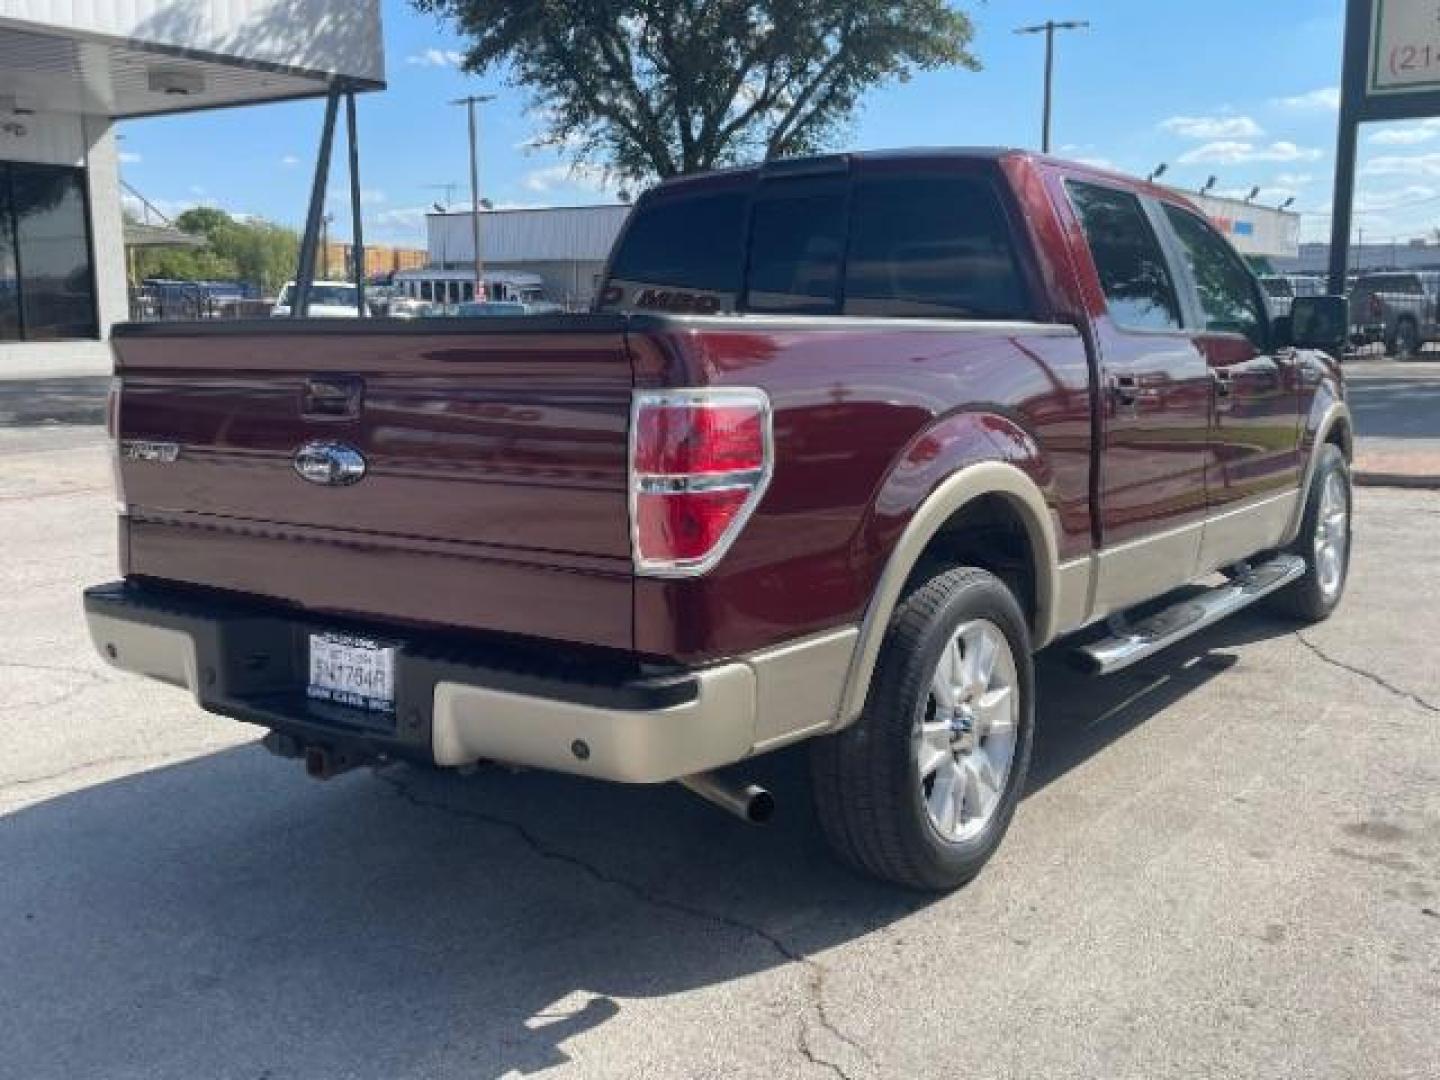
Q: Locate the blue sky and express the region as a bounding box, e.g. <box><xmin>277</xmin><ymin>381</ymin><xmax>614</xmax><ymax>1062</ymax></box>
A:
<box><xmin>116</xmin><ymin>0</ymin><xmax>1440</xmax><ymax>248</ymax></box>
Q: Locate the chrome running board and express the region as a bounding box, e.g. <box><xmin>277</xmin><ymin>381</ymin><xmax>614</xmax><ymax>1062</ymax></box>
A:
<box><xmin>1074</xmin><ymin>554</ymin><xmax>1306</xmax><ymax>675</ymax></box>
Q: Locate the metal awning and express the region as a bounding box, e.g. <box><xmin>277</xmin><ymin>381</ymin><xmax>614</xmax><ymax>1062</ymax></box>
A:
<box><xmin>0</xmin><ymin>13</ymin><xmax>383</xmax><ymax>119</ymax></box>
<box><xmin>123</xmin><ymin>221</ymin><xmax>205</xmax><ymax>248</ymax></box>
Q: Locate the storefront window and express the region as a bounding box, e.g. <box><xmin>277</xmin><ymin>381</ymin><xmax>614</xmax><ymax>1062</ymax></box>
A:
<box><xmin>0</xmin><ymin>163</ymin><xmax>98</xmax><ymax>342</ymax></box>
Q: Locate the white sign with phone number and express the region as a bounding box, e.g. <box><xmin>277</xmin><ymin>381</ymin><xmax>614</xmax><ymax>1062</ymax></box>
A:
<box><xmin>1370</xmin><ymin>0</ymin><xmax>1440</xmax><ymax>93</ymax></box>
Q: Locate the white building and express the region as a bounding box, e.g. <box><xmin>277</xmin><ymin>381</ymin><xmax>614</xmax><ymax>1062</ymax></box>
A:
<box><xmin>426</xmin><ymin>204</ymin><xmax>632</xmax><ymax>309</ymax></box>
<box><xmin>1174</xmin><ymin>190</ymin><xmax>1301</xmax><ymax>260</ymax></box>
<box><xmin>0</xmin><ymin>0</ymin><xmax>384</xmax><ymax>377</ymax></box>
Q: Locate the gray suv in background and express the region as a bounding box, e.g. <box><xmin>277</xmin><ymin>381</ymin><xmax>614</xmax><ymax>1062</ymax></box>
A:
<box><xmin>1349</xmin><ymin>271</ymin><xmax>1439</xmax><ymax>359</ymax></box>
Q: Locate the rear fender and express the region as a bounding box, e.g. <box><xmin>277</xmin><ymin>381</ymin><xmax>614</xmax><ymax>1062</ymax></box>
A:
<box><xmin>835</xmin><ymin>411</ymin><xmax>1064</xmax><ymax>728</ymax></box>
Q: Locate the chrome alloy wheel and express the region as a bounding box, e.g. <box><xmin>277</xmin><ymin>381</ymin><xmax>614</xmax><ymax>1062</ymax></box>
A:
<box><xmin>1314</xmin><ymin>469</ymin><xmax>1351</xmax><ymax>601</ymax></box>
<box><xmin>913</xmin><ymin>619</ymin><xmax>1020</xmax><ymax>843</ymax></box>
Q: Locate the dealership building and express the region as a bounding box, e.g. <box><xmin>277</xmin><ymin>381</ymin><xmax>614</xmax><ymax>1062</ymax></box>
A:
<box><xmin>0</xmin><ymin>0</ymin><xmax>384</xmax><ymax>378</ymax></box>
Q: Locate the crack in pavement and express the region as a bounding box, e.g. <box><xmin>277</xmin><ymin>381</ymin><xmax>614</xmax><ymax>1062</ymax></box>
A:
<box><xmin>1295</xmin><ymin>632</ymin><xmax>1440</xmax><ymax>715</ymax></box>
<box><xmin>373</xmin><ymin>768</ymin><xmax>870</xmax><ymax>1080</ymax></box>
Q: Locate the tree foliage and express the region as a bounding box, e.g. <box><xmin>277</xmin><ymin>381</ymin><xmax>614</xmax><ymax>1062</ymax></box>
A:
<box><xmin>412</xmin><ymin>0</ymin><xmax>978</xmax><ymax>181</ymax></box>
<box><xmin>131</xmin><ymin>208</ymin><xmax>300</xmax><ymax>291</ymax></box>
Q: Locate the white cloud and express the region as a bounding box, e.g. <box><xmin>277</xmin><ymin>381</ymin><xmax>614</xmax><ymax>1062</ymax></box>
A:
<box><xmin>117</xmin><ymin>150</ymin><xmax>142</xmax><ymax>165</ymax></box>
<box><xmin>1160</xmin><ymin>115</ymin><xmax>1263</xmax><ymax>140</ymax></box>
<box><xmin>1362</xmin><ymin>152</ymin><xmax>1440</xmax><ymax>177</ymax></box>
<box><xmin>329</xmin><ymin>187</ymin><xmax>386</xmax><ymax>205</ymax></box>
<box><xmin>1272</xmin><ymin>86</ymin><xmax>1341</xmax><ymax>111</ymax></box>
<box><xmin>522</xmin><ymin>162</ymin><xmax>617</xmax><ymax>195</ymax></box>
<box><xmin>1177</xmin><ymin>140</ymin><xmax>1322</xmax><ymax>165</ymax></box>
<box><xmin>1274</xmin><ymin>172</ymin><xmax>1314</xmax><ymax>187</ymax></box>
<box><xmin>372</xmin><ymin>206</ymin><xmax>430</xmax><ymax>229</ymax></box>
<box><xmin>406</xmin><ymin>48</ymin><xmax>463</xmax><ymax>68</ymax></box>
<box><xmin>281</xmin><ymin>154</ymin><xmax>301</xmax><ymax>167</ymax></box>
<box><xmin>1368</xmin><ymin>119</ymin><xmax>1440</xmax><ymax>145</ymax></box>
<box><xmin>1358</xmin><ymin>184</ymin><xmax>1439</xmax><ymax>210</ymax></box>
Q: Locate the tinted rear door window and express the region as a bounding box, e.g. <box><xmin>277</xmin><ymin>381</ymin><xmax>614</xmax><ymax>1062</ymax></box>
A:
<box><xmin>844</xmin><ymin>172</ymin><xmax>1026</xmax><ymax>318</ymax></box>
<box><xmin>605</xmin><ymin>188</ymin><xmax>747</xmax><ymax>304</ymax></box>
<box><xmin>1067</xmin><ymin>180</ymin><xmax>1182</xmax><ymax>331</ymax></box>
<box><xmin>743</xmin><ymin>178</ymin><xmax>847</xmax><ymax>315</ymax></box>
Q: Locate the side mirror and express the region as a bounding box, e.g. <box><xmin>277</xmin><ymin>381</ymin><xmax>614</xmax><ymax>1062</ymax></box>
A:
<box><xmin>1288</xmin><ymin>295</ymin><xmax>1348</xmax><ymax>352</ymax></box>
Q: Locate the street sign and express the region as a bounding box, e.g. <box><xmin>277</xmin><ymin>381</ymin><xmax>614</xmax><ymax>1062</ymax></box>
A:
<box><xmin>1329</xmin><ymin>0</ymin><xmax>1440</xmax><ymax>291</ymax></box>
<box><xmin>1369</xmin><ymin>0</ymin><xmax>1440</xmax><ymax>96</ymax></box>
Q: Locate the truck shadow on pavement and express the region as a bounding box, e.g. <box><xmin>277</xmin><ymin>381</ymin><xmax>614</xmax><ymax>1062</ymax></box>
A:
<box><xmin>1</xmin><ymin>609</ymin><xmax>1289</xmax><ymax>1078</ymax></box>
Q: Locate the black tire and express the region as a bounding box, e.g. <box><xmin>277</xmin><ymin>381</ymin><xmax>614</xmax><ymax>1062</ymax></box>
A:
<box><xmin>810</xmin><ymin>567</ymin><xmax>1034</xmax><ymax>891</ymax></box>
<box><xmin>1269</xmin><ymin>443</ymin><xmax>1352</xmax><ymax>622</ymax></box>
<box><xmin>1391</xmin><ymin>318</ymin><xmax>1419</xmax><ymax>361</ymax></box>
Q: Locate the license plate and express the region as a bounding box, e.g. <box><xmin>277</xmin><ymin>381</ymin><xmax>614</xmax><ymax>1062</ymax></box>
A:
<box><xmin>307</xmin><ymin>632</ymin><xmax>396</xmax><ymax>713</ymax></box>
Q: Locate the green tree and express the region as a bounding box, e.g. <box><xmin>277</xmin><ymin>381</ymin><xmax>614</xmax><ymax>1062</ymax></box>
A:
<box><xmin>412</xmin><ymin>0</ymin><xmax>978</xmax><ymax>181</ymax></box>
<box><xmin>133</xmin><ymin>209</ymin><xmax>299</xmax><ymax>292</ymax></box>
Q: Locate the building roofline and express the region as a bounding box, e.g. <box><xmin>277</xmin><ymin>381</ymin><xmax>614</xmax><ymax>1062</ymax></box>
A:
<box><xmin>427</xmin><ymin>203</ymin><xmax>631</xmax><ymax>218</ymax></box>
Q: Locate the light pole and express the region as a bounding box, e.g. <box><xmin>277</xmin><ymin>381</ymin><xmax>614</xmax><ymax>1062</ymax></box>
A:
<box><xmin>1014</xmin><ymin>20</ymin><xmax>1090</xmax><ymax>153</ymax></box>
<box><xmin>452</xmin><ymin>94</ymin><xmax>495</xmax><ymax>301</ymax></box>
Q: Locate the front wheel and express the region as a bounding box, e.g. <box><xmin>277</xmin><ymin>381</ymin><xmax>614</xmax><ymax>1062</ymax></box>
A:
<box><xmin>1270</xmin><ymin>443</ymin><xmax>1352</xmax><ymax>621</ymax></box>
<box><xmin>810</xmin><ymin>567</ymin><xmax>1034</xmax><ymax>891</ymax></box>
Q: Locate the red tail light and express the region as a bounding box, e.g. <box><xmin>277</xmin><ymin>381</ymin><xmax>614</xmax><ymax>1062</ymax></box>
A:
<box><xmin>630</xmin><ymin>389</ymin><xmax>772</xmax><ymax>576</ymax></box>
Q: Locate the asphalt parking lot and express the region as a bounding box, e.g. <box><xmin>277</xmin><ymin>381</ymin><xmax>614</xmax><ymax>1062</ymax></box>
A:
<box><xmin>2</xmin><ymin>426</ymin><xmax>1437</xmax><ymax>1079</ymax></box>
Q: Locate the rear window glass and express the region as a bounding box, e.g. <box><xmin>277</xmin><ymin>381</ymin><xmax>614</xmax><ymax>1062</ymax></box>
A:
<box><xmin>1262</xmin><ymin>278</ymin><xmax>1293</xmax><ymax>298</ymax></box>
<box><xmin>606</xmin><ymin>188</ymin><xmax>746</xmax><ymax>297</ymax></box>
<box><xmin>1067</xmin><ymin>180</ymin><xmax>1182</xmax><ymax>331</ymax></box>
<box><xmin>744</xmin><ymin>179</ymin><xmax>847</xmax><ymax>314</ymax></box>
<box><xmin>844</xmin><ymin>172</ymin><xmax>1025</xmax><ymax>318</ymax></box>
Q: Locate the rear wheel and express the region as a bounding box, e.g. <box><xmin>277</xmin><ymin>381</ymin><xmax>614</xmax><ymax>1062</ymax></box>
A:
<box><xmin>810</xmin><ymin>567</ymin><xmax>1034</xmax><ymax>891</ymax></box>
<box><xmin>1270</xmin><ymin>443</ymin><xmax>1351</xmax><ymax>621</ymax></box>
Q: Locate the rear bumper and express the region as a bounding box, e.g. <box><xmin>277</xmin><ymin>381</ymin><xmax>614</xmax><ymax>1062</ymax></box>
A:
<box><xmin>83</xmin><ymin>582</ymin><xmax>855</xmax><ymax>783</ymax></box>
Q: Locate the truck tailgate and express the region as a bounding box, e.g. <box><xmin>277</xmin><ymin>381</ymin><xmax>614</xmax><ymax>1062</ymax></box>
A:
<box><xmin>111</xmin><ymin>317</ymin><xmax>637</xmax><ymax>650</ymax></box>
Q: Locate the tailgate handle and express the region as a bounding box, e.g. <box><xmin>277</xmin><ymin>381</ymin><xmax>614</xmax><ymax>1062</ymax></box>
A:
<box><xmin>302</xmin><ymin>376</ymin><xmax>364</xmax><ymax>419</ymax></box>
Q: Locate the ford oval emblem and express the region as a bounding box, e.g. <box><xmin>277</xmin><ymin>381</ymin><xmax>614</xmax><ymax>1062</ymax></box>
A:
<box><xmin>293</xmin><ymin>441</ymin><xmax>366</xmax><ymax>486</ymax></box>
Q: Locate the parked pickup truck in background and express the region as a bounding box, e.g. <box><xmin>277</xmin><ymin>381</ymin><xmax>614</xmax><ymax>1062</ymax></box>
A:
<box><xmin>1348</xmin><ymin>270</ymin><xmax>1439</xmax><ymax>359</ymax></box>
<box><xmin>87</xmin><ymin>150</ymin><xmax>1354</xmax><ymax>890</ymax></box>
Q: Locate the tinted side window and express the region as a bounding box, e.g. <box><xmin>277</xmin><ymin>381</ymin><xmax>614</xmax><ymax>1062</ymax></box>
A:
<box><xmin>1163</xmin><ymin>205</ymin><xmax>1267</xmax><ymax>347</ymax></box>
<box><xmin>744</xmin><ymin>179</ymin><xmax>846</xmax><ymax>314</ymax></box>
<box><xmin>606</xmin><ymin>188</ymin><xmax>746</xmax><ymax>298</ymax></box>
<box><xmin>844</xmin><ymin>172</ymin><xmax>1026</xmax><ymax>318</ymax></box>
<box><xmin>1067</xmin><ymin>181</ymin><xmax>1181</xmax><ymax>331</ymax></box>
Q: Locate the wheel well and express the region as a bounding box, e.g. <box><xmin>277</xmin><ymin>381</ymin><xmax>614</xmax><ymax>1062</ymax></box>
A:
<box><xmin>906</xmin><ymin>493</ymin><xmax>1039</xmax><ymax>633</ymax></box>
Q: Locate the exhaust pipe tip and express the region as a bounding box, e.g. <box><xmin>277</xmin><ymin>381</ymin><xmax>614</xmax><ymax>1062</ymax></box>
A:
<box><xmin>744</xmin><ymin>786</ymin><xmax>776</xmax><ymax>825</ymax></box>
<box><xmin>679</xmin><ymin>772</ymin><xmax>774</xmax><ymax>826</ymax></box>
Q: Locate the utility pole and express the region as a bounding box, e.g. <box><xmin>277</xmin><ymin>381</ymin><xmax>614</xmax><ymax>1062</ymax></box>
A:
<box><xmin>1014</xmin><ymin>20</ymin><xmax>1089</xmax><ymax>153</ymax></box>
<box><xmin>452</xmin><ymin>94</ymin><xmax>495</xmax><ymax>301</ymax></box>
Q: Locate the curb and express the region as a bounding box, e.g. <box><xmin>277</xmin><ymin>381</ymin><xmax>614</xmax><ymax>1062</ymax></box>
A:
<box><xmin>1354</xmin><ymin>471</ymin><xmax>1440</xmax><ymax>490</ymax></box>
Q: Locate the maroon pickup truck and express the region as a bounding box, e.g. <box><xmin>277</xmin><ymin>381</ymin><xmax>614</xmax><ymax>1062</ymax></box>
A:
<box><xmin>86</xmin><ymin>150</ymin><xmax>1354</xmax><ymax>890</ymax></box>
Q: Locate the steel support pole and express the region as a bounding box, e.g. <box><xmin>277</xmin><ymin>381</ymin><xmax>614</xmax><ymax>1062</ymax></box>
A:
<box><xmin>345</xmin><ymin>91</ymin><xmax>367</xmax><ymax>317</ymax></box>
<box><xmin>1328</xmin><ymin>0</ymin><xmax>1370</xmax><ymax>295</ymax></box>
<box><xmin>293</xmin><ymin>84</ymin><xmax>342</xmax><ymax>318</ymax></box>
<box><xmin>466</xmin><ymin>98</ymin><xmax>484</xmax><ymax>300</ymax></box>
<box><xmin>1041</xmin><ymin>22</ymin><xmax>1054</xmax><ymax>154</ymax></box>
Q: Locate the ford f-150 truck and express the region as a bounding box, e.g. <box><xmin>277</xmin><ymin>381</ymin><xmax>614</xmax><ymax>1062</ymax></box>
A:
<box><xmin>86</xmin><ymin>150</ymin><xmax>1354</xmax><ymax>891</ymax></box>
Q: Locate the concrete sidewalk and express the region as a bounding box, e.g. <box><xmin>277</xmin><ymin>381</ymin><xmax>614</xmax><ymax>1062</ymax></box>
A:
<box><xmin>1345</xmin><ymin>357</ymin><xmax>1440</xmax><ymax>489</ymax></box>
